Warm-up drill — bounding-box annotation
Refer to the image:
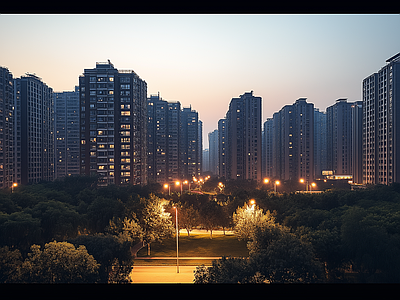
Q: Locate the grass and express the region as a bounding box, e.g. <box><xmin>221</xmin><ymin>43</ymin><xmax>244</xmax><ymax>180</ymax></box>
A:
<box><xmin>135</xmin><ymin>232</ymin><xmax>249</xmax><ymax>266</ymax></box>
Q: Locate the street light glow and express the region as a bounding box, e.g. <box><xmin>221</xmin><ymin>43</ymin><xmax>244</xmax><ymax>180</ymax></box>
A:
<box><xmin>264</xmin><ymin>178</ymin><xmax>269</xmax><ymax>184</ymax></box>
<box><xmin>299</xmin><ymin>178</ymin><xmax>304</xmax><ymax>183</ymax></box>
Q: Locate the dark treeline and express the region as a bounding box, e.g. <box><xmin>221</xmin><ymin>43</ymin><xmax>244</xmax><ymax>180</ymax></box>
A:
<box><xmin>1</xmin><ymin>176</ymin><xmax>400</xmax><ymax>283</ymax></box>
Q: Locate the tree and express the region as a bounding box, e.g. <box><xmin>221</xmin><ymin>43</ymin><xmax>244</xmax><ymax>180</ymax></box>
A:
<box><xmin>179</xmin><ymin>203</ymin><xmax>200</xmax><ymax>236</ymax></box>
<box><xmin>19</xmin><ymin>241</ymin><xmax>100</xmax><ymax>283</ymax></box>
<box><xmin>26</xmin><ymin>200</ymin><xmax>82</xmax><ymax>241</ymax></box>
<box><xmin>233</xmin><ymin>203</ymin><xmax>276</xmax><ymax>241</ymax></box>
<box><xmin>194</xmin><ymin>257</ymin><xmax>262</xmax><ymax>284</ymax></box>
<box><xmin>138</xmin><ymin>194</ymin><xmax>174</xmax><ymax>246</ymax></box>
<box><xmin>0</xmin><ymin>246</ymin><xmax>23</xmax><ymax>283</ymax></box>
<box><xmin>199</xmin><ymin>200</ymin><xmax>222</xmax><ymax>239</ymax></box>
<box><xmin>0</xmin><ymin>211</ymin><xmax>41</xmax><ymax>251</ymax></box>
<box><xmin>70</xmin><ymin>234</ymin><xmax>133</xmax><ymax>283</ymax></box>
<box><xmin>250</xmin><ymin>231</ymin><xmax>325</xmax><ymax>283</ymax></box>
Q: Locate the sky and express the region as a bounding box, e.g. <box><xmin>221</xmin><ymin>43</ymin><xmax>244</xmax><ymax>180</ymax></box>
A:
<box><xmin>1</xmin><ymin>14</ymin><xmax>400</xmax><ymax>149</ymax></box>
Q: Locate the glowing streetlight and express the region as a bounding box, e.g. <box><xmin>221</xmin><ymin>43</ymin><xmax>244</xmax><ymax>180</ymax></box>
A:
<box><xmin>310</xmin><ymin>182</ymin><xmax>316</xmax><ymax>192</ymax></box>
<box><xmin>12</xmin><ymin>182</ymin><xmax>18</xmax><ymax>193</ymax></box>
<box><xmin>274</xmin><ymin>180</ymin><xmax>280</xmax><ymax>193</ymax></box>
<box><xmin>175</xmin><ymin>181</ymin><xmax>182</xmax><ymax>194</ymax></box>
<box><xmin>249</xmin><ymin>199</ymin><xmax>256</xmax><ymax>209</ymax></box>
<box><xmin>299</xmin><ymin>178</ymin><xmax>308</xmax><ymax>191</ymax></box>
<box><xmin>164</xmin><ymin>183</ymin><xmax>170</xmax><ymax>195</ymax></box>
<box><xmin>183</xmin><ymin>180</ymin><xmax>190</xmax><ymax>192</ymax></box>
<box><xmin>263</xmin><ymin>178</ymin><xmax>270</xmax><ymax>184</ymax></box>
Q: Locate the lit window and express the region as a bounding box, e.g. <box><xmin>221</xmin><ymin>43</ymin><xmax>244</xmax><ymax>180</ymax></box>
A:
<box><xmin>121</xmin><ymin>111</ymin><xmax>130</xmax><ymax>116</ymax></box>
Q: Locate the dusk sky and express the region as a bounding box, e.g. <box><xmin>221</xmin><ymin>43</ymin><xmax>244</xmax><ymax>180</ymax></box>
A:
<box><xmin>1</xmin><ymin>14</ymin><xmax>400</xmax><ymax>148</ymax></box>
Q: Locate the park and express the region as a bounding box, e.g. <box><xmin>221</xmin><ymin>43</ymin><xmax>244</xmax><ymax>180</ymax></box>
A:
<box><xmin>130</xmin><ymin>229</ymin><xmax>248</xmax><ymax>283</ymax></box>
<box><xmin>2</xmin><ymin>175</ymin><xmax>400</xmax><ymax>283</ymax></box>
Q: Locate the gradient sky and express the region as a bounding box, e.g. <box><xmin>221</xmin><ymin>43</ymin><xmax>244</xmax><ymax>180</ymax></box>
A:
<box><xmin>1</xmin><ymin>14</ymin><xmax>400</xmax><ymax>148</ymax></box>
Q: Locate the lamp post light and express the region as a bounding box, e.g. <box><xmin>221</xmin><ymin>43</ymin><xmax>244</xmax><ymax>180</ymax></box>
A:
<box><xmin>183</xmin><ymin>180</ymin><xmax>190</xmax><ymax>193</ymax></box>
<box><xmin>300</xmin><ymin>178</ymin><xmax>308</xmax><ymax>192</ymax></box>
<box><xmin>12</xmin><ymin>182</ymin><xmax>18</xmax><ymax>193</ymax></box>
<box><xmin>175</xmin><ymin>181</ymin><xmax>182</xmax><ymax>194</ymax></box>
<box><xmin>173</xmin><ymin>206</ymin><xmax>179</xmax><ymax>273</ymax></box>
<box><xmin>164</xmin><ymin>183</ymin><xmax>170</xmax><ymax>196</ymax></box>
<box><xmin>249</xmin><ymin>199</ymin><xmax>256</xmax><ymax>209</ymax></box>
<box><xmin>274</xmin><ymin>180</ymin><xmax>280</xmax><ymax>193</ymax></box>
<box><xmin>310</xmin><ymin>182</ymin><xmax>316</xmax><ymax>192</ymax></box>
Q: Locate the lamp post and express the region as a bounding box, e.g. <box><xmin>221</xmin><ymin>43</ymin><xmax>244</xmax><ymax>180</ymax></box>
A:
<box><xmin>173</xmin><ymin>206</ymin><xmax>179</xmax><ymax>273</ymax></box>
<box><xmin>183</xmin><ymin>180</ymin><xmax>190</xmax><ymax>193</ymax></box>
<box><xmin>274</xmin><ymin>180</ymin><xmax>280</xmax><ymax>193</ymax></box>
<box><xmin>175</xmin><ymin>181</ymin><xmax>182</xmax><ymax>194</ymax></box>
<box><xmin>300</xmin><ymin>178</ymin><xmax>308</xmax><ymax>192</ymax></box>
<box><xmin>12</xmin><ymin>182</ymin><xmax>18</xmax><ymax>193</ymax></box>
<box><xmin>310</xmin><ymin>182</ymin><xmax>316</xmax><ymax>192</ymax></box>
<box><xmin>164</xmin><ymin>183</ymin><xmax>170</xmax><ymax>196</ymax></box>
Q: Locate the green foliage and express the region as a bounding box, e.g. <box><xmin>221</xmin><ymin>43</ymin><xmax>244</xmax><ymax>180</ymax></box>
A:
<box><xmin>0</xmin><ymin>246</ymin><xmax>23</xmax><ymax>283</ymax></box>
<box><xmin>69</xmin><ymin>234</ymin><xmax>133</xmax><ymax>283</ymax></box>
<box><xmin>233</xmin><ymin>203</ymin><xmax>276</xmax><ymax>241</ymax></box>
<box><xmin>19</xmin><ymin>241</ymin><xmax>100</xmax><ymax>283</ymax></box>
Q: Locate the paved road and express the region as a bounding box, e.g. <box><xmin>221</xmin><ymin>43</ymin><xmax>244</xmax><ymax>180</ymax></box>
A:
<box><xmin>130</xmin><ymin>266</ymin><xmax>198</xmax><ymax>283</ymax></box>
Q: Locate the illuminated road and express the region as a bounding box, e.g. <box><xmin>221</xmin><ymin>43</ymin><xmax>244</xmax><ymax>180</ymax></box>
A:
<box><xmin>130</xmin><ymin>266</ymin><xmax>197</xmax><ymax>283</ymax></box>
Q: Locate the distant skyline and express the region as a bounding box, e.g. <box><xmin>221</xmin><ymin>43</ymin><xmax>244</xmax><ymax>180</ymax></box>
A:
<box><xmin>1</xmin><ymin>14</ymin><xmax>399</xmax><ymax>148</ymax></box>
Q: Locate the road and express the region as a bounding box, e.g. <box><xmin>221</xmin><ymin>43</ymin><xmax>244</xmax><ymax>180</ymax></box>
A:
<box><xmin>130</xmin><ymin>266</ymin><xmax>198</xmax><ymax>283</ymax></box>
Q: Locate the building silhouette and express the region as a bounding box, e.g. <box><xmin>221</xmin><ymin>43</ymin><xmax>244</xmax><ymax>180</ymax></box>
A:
<box><xmin>262</xmin><ymin>118</ymin><xmax>273</xmax><ymax>179</ymax></box>
<box><xmin>226</xmin><ymin>91</ymin><xmax>262</xmax><ymax>181</ymax></box>
<box><xmin>208</xmin><ymin>129</ymin><xmax>219</xmax><ymax>176</ymax></box>
<box><xmin>13</xmin><ymin>73</ymin><xmax>54</xmax><ymax>185</ymax></box>
<box><xmin>326</xmin><ymin>99</ymin><xmax>354</xmax><ymax>176</ymax></box>
<box><xmin>314</xmin><ymin>108</ymin><xmax>327</xmax><ymax>179</ymax></box>
<box><xmin>147</xmin><ymin>94</ymin><xmax>182</xmax><ymax>183</ymax></box>
<box><xmin>273</xmin><ymin>98</ymin><xmax>314</xmax><ymax>182</ymax></box>
<box><xmin>79</xmin><ymin>61</ymin><xmax>147</xmax><ymax>186</ymax></box>
<box><xmin>180</xmin><ymin>106</ymin><xmax>202</xmax><ymax>180</ymax></box>
<box><xmin>0</xmin><ymin>66</ymin><xmax>14</xmax><ymax>188</ymax></box>
<box><xmin>218</xmin><ymin>118</ymin><xmax>227</xmax><ymax>179</ymax></box>
<box><xmin>363</xmin><ymin>52</ymin><xmax>400</xmax><ymax>184</ymax></box>
<box><xmin>54</xmin><ymin>86</ymin><xmax>80</xmax><ymax>179</ymax></box>
<box><xmin>352</xmin><ymin>100</ymin><xmax>363</xmax><ymax>184</ymax></box>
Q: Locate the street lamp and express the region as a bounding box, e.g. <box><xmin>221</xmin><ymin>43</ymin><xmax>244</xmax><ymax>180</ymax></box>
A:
<box><xmin>12</xmin><ymin>182</ymin><xmax>18</xmax><ymax>193</ymax></box>
<box><xmin>164</xmin><ymin>183</ymin><xmax>170</xmax><ymax>196</ymax></box>
<box><xmin>310</xmin><ymin>182</ymin><xmax>316</xmax><ymax>192</ymax></box>
<box><xmin>300</xmin><ymin>178</ymin><xmax>308</xmax><ymax>191</ymax></box>
<box><xmin>175</xmin><ymin>181</ymin><xmax>182</xmax><ymax>194</ymax></box>
<box><xmin>249</xmin><ymin>199</ymin><xmax>256</xmax><ymax>209</ymax></box>
<box><xmin>274</xmin><ymin>180</ymin><xmax>280</xmax><ymax>193</ymax></box>
<box><xmin>173</xmin><ymin>206</ymin><xmax>179</xmax><ymax>273</ymax></box>
<box><xmin>183</xmin><ymin>180</ymin><xmax>190</xmax><ymax>193</ymax></box>
<box><xmin>263</xmin><ymin>178</ymin><xmax>270</xmax><ymax>184</ymax></box>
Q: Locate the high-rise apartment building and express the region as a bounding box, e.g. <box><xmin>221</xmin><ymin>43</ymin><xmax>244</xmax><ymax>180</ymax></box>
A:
<box><xmin>147</xmin><ymin>94</ymin><xmax>181</xmax><ymax>183</ymax></box>
<box><xmin>363</xmin><ymin>52</ymin><xmax>400</xmax><ymax>184</ymax></box>
<box><xmin>79</xmin><ymin>61</ymin><xmax>147</xmax><ymax>186</ymax></box>
<box><xmin>352</xmin><ymin>100</ymin><xmax>363</xmax><ymax>184</ymax></box>
<box><xmin>13</xmin><ymin>73</ymin><xmax>54</xmax><ymax>185</ymax></box>
<box><xmin>0</xmin><ymin>66</ymin><xmax>14</xmax><ymax>188</ymax></box>
<box><xmin>326</xmin><ymin>99</ymin><xmax>353</xmax><ymax>176</ymax></box>
<box><xmin>180</xmin><ymin>106</ymin><xmax>202</xmax><ymax>179</ymax></box>
<box><xmin>218</xmin><ymin>118</ymin><xmax>227</xmax><ymax>179</ymax></box>
<box><xmin>226</xmin><ymin>91</ymin><xmax>262</xmax><ymax>181</ymax></box>
<box><xmin>208</xmin><ymin>129</ymin><xmax>219</xmax><ymax>176</ymax></box>
<box><xmin>54</xmin><ymin>86</ymin><xmax>80</xmax><ymax>179</ymax></box>
<box><xmin>273</xmin><ymin>98</ymin><xmax>314</xmax><ymax>182</ymax></box>
<box><xmin>262</xmin><ymin>118</ymin><xmax>273</xmax><ymax>179</ymax></box>
<box><xmin>314</xmin><ymin>108</ymin><xmax>327</xmax><ymax>179</ymax></box>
